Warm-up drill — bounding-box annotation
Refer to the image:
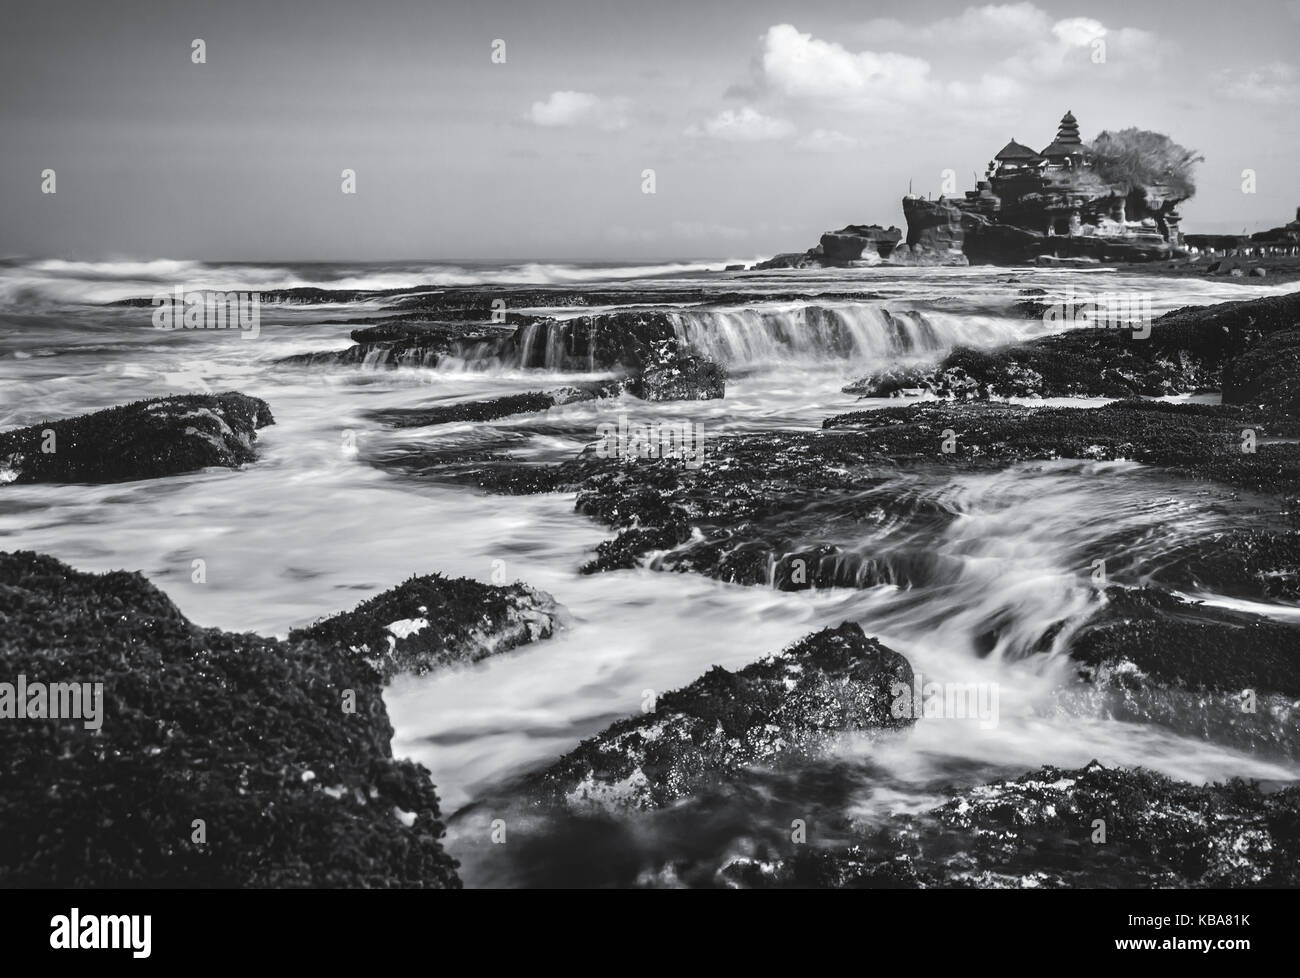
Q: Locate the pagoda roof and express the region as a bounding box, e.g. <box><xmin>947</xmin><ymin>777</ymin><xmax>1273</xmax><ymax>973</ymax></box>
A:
<box><xmin>1045</xmin><ymin>109</ymin><xmax>1083</xmax><ymax>153</ymax></box>
<box><xmin>1041</xmin><ymin>139</ymin><xmax>1085</xmax><ymax>158</ymax></box>
<box><xmin>995</xmin><ymin>139</ymin><xmax>1043</xmax><ymax>161</ymax></box>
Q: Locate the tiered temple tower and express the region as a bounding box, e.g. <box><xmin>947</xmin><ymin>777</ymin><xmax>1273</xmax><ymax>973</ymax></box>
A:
<box><xmin>1040</xmin><ymin>110</ymin><xmax>1086</xmax><ymax>169</ymax></box>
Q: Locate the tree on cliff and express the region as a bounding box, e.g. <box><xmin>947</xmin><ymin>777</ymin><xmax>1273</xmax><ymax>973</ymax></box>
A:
<box><xmin>1088</xmin><ymin>129</ymin><xmax>1203</xmax><ymax>199</ymax></box>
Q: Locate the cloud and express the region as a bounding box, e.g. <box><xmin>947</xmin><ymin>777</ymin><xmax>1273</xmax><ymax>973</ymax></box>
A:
<box><xmin>857</xmin><ymin>2</ymin><xmax>1159</xmax><ymax>69</ymax></box>
<box><xmin>795</xmin><ymin>129</ymin><xmax>861</xmax><ymax>153</ymax></box>
<box><xmin>752</xmin><ymin>12</ymin><xmax>1165</xmax><ymax>113</ymax></box>
<box><xmin>1005</xmin><ymin>17</ymin><xmax>1163</xmax><ymax>77</ymax></box>
<box><xmin>760</xmin><ymin>24</ymin><xmax>939</xmax><ymax>102</ymax></box>
<box><xmin>686</xmin><ymin>106</ymin><xmax>795</xmax><ymax>141</ymax></box>
<box><xmin>858</xmin><ymin>3</ymin><xmax>1050</xmax><ymax>46</ymax></box>
<box><xmin>1213</xmin><ymin>62</ymin><xmax>1300</xmax><ymax>104</ymax></box>
<box><xmin>757</xmin><ymin>23</ymin><xmax>1024</xmax><ymax>108</ymax></box>
<box><xmin>528</xmin><ymin>91</ymin><xmax>630</xmax><ymax>130</ymax></box>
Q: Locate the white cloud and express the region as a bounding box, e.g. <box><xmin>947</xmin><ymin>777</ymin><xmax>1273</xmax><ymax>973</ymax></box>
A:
<box><xmin>1213</xmin><ymin>62</ymin><xmax>1299</xmax><ymax>104</ymax></box>
<box><xmin>852</xmin><ymin>5</ymin><xmax>1170</xmax><ymax>85</ymax></box>
<box><xmin>761</xmin><ymin>24</ymin><xmax>936</xmax><ymax>102</ymax></box>
<box><xmin>1005</xmin><ymin>17</ymin><xmax>1150</xmax><ymax>76</ymax></box>
<box><xmin>529</xmin><ymin>91</ymin><xmax>630</xmax><ymax>130</ymax></box>
<box><xmin>687</xmin><ymin>106</ymin><xmax>795</xmax><ymax>141</ymax></box>
<box><xmin>795</xmin><ymin>129</ymin><xmax>861</xmax><ymax>153</ymax></box>
<box><xmin>860</xmin><ymin>3</ymin><xmax>1050</xmax><ymax>46</ymax></box>
<box><xmin>757</xmin><ymin>23</ymin><xmax>1024</xmax><ymax>108</ymax></box>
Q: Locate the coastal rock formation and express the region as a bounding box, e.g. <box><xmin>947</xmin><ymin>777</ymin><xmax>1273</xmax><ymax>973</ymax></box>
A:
<box><xmin>368</xmin><ymin>383</ymin><xmax>624</xmax><ymax>428</ymax></box>
<box><xmin>844</xmin><ymin>290</ymin><xmax>1300</xmax><ymax>401</ymax></box>
<box><xmin>1158</xmin><ymin>530</ymin><xmax>1300</xmax><ymax>604</ymax></box>
<box><xmin>1222</xmin><ymin>328</ymin><xmax>1300</xmax><ymax>413</ymax></box>
<box><xmin>0</xmin><ymin>551</ymin><xmax>461</xmax><ymax>887</ymax></box>
<box><xmin>901</xmin><ymin>195</ymin><xmax>1177</xmax><ymax>265</ymax></box>
<box><xmin>630</xmin><ymin>338</ymin><xmax>726</xmax><ymax>401</ymax></box>
<box><xmin>820</xmin><ymin>400</ymin><xmax>1300</xmax><ymax>497</ymax></box>
<box><xmin>899</xmin><ymin>198</ymin><xmax>968</xmax><ymax>265</ymax></box>
<box><xmin>752</xmin><ymin>225</ymin><xmax>903</xmax><ymax>269</ymax></box>
<box><xmin>528</xmin><ymin>622</ymin><xmax>914</xmax><ymax>811</ymax></box>
<box><xmin>751</xmin><ymin>251</ymin><xmax>825</xmax><ymax>271</ymax></box>
<box><xmin>0</xmin><ymin>393</ymin><xmax>273</xmax><ymax>485</ymax></box>
<box><xmin>291</xmin><ymin>572</ymin><xmax>565</xmax><ymax>680</ymax></box>
<box><xmin>278</xmin><ymin>321</ymin><xmax>517</xmax><ymax>368</ymax></box>
<box><xmin>285</xmin><ymin>310</ymin><xmax>726</xmax><ymax>405</ymax></box>
<box><xmin>720</xmin><ymin>761</ymin><xmax>1300</xmax><ymax>888</ymax></box>
<box><xmin>819</xmin><ymin>225</ymin><xmax>903</xmax><ymax>263</ymax></box>
<box><xmin>1070</xmin><ymin>587</ymin><xmax>1300</xmax><ymax>698</ymax></box>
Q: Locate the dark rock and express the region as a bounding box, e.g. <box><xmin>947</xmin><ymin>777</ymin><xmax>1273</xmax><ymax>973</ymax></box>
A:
<box><xmin>291</xmin><ymin>573</ymin><xmax>564</xmax><ymax>681</ymax></box>
<box><xmin>630</xmin><ymin>339</ymin><xmax>725</xmax><ymax>401</ymax></box>
<box><xmin>1069</xmin><ymin>587</ymin><xmax>1300</xmax><ymax>697</ymax></box>
<box><xmin>1223</xmin><ymin>329</ymin><xmax>1300</xmax><ymax>413</ymax></box>
<box><xmin>369</xmin><ymin>383</ymin><xmax>623</xmax><ymax>428</ymax></box>
<box><xmin>727</xmin><ymin>762</ymin><xmax>1300</xmax><ymax>888</ymax></box>
<box><xmin>509</xmin><ymin>312</ymin><xmax>676</xmax><ymax>371</ymax></box>
<box><xmin>841</xmin><ymin>364</ymin><xmax>932</xmax><ymax>398</ymax></box>
<box><xmin>277</xmin><ymin>321</ymin><xmax>516</xmax><ymax>369</ymax></box>
<box><xmin>0</xmin><ymin>551</ymin><xmax>459</xmax><ymax>888</ymax></box>
<box><xmin>1157</xmin><ymin>530</ymin><xmax>1300</xmax><ymax>603</ymax></box>
<box><xmin>824</xmin><ymin>398</ymin><xmax>1248</xmax><ymax>460</ymax></box>
<box><xmin>844</xmin><ymin>290</ymin><xmax>1300</xmax><ymax>402</ymax></box>
<box><xmin>819</xmin><ymin>225</ymin><xmax>903</xmax><ymax>263</ymax></box>
<box><xmin>528</xmin><ymin>622</ymin><xmax>914</xmax><ymax>811</ymax></box>
<box><xmin>0</xmin><ymin>393</ymin><xmax>273</xmax><ymax>485</ymax></box>
<box><xmin>751</xmin><ymin>252</ymin><xmax>824</xmax><ymax>271</ymax></box>
<box><xmin>902</xmin><ymin>197</ymin><xmax>964</xmax><ymax>253</ymax></box>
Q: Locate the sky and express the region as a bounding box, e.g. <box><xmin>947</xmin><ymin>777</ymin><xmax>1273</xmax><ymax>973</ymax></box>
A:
<box><xmin>1</xmin><ymin>0</ymin><xmax>1297</xmax><ymax>261</ymax></box>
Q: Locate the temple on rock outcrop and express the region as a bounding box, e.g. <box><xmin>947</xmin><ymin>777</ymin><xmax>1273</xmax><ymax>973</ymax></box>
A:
<box><xmin>898</xmin><ymin>110</ymin><xmax>1194</xmax><ymax>265</ymax></box>
<box><xmin>964</xmin><ymin>110</ymin><xmax>1181</xmax><ymax>242</ymax></box>
<box><xmin>753</xmin><ymin>110</ymin><xmax>1201</xmax><ymax>270</ymax></box>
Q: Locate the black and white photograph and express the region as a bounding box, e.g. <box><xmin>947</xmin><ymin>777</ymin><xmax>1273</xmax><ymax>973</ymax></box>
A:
<box><xmin>0</xmin><ymin>0</ymin><xmax>1296</xmax><ymax>945</ymax></box>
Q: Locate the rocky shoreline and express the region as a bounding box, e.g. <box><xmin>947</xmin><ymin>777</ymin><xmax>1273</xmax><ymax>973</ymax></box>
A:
<box><xmin>3</xmin><ymin>285</ymin><xmax>1298</xmax><ymax>888</ymax></box>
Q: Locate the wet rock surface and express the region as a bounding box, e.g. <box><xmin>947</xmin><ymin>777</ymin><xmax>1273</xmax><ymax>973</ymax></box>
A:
<box><xmin>368</xmin><ymin>382</ymin><xmax>624</xmax><ymax>428</ymax></box>
<box><xmin>291</xmin><ymin>573</ymin><xmax>564</xmax><ymax>680</ymax></box>
<box><xmin>281</xmin><ymin>307</ymin><xmax>726</xmax><ymax>406</ymax></box>
<box><xmin>523</xmin><ymin>622</ymin><xmax>914</xmax><ymax>812</ymax></box>
<box><xmin>277</xmin><ymin>321</ymin><xmax>518</xmax><ymax>368</ymax></box>
<box><xmin>0</xmin><ymin>393</ymin><xmax>274</xmax><ymax>485</ymax></box>
<box><xmin>0</xmin><ymin>551</ymin><xmax>460</xmax><ymax>887</ymax></box>
<box><xmin>844</xmin><ymin>291</ymin><xmax>1300</xmax><ymax>400</ymax></box>
<box><xmin>718</xmin><ymin>761</ymin><xmax>1300</xmax><ymax>888</ymax></box>
<box><xmin>1069</xmin><ymin>587</ymin><xmax>1300</xmax><ymax>697</ymax></box>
